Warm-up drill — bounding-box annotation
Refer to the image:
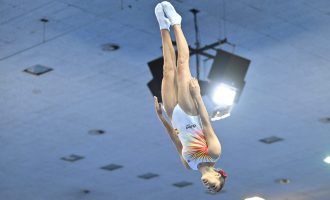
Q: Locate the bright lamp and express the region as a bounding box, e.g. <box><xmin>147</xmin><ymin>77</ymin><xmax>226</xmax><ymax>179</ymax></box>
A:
<box><xmin>212</xmin><ymin>83</ymin><xmax>237</xmax><ymax>106</ymax></box>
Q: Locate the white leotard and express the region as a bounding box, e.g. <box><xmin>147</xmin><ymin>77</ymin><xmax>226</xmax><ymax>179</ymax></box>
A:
<box><xmin>171</xmin><ymin>104</ymin><xmax>219</xmax><ymax>170</ymax></box>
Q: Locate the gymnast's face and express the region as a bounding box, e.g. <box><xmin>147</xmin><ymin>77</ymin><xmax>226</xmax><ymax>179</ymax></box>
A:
<box><xmin>201</xmin><ymin>171</ymin><xmax>221</xmax><ymax>193</ymax></box>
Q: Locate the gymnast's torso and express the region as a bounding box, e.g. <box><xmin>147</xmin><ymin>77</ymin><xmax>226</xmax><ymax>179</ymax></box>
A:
<box><xmin>170</xmin><ymin>104</ymin><xmax>219</xmax><ymax>170</ymax></box>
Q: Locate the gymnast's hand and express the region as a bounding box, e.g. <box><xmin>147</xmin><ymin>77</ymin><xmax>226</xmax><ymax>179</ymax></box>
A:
<box><xmin>189</xmin><ymin>77</ymin><xmax>201</xmax><ymax>98</ymax></box>
<box><xmin>154</xmin><ymin>96</ymin><xmax>164</xmax><ymax>120</ymax></box>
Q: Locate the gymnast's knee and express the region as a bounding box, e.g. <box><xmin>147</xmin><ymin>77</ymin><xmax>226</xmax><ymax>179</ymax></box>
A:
<box><xmin>163</xmin><ymin>65</ymin><xmax>175</xmax><ymax>78</ymax></box>
<box><xmin>177</xmin><ymin>63</ymin><xmax>190</xmax><ymax>79</ymax></box>
<box><xmin>177</xmin><ymin>57</ymin><xmax>189</xmax><ymax>67</ymax></box>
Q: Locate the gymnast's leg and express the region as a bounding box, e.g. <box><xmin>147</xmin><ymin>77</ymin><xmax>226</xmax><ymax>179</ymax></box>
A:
<box><xmin>155</xmin><ymin>3</ymin><xmax>178</xmax><ymax>119</ymax></box>
<box><xmin>162</xmin><ymin>1</ymin><xmax>197</xmax><ymax>116</ymax></box>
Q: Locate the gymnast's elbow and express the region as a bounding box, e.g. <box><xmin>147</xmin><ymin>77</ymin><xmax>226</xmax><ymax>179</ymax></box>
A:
<box><xmin>208</xmin><ymin>143</ymin><xmax>222</xmax><ymax>160</ymax></box>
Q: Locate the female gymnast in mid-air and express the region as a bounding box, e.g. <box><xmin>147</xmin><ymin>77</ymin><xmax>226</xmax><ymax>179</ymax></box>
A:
<box><xmin>153</xmin><ymin>1</ymin><xmax>227</xmax><ymax>193</ymax></box>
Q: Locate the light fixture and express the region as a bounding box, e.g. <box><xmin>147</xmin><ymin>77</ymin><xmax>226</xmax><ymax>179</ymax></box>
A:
<box><xmin>275</xmin><ymin>178</ymin><xmax>290</xmax><ymax>184</ymax></box>
<box><xmin>101</xmin><ymin>164</ymin><xmax>123</xmax><ymax>171</ymax></box>
<box><xmin>88</xmin><ymin>129</ymin><xmax>106</xmax><ymax>135</ymax></box>
<box><xmin>40</xmin><ymin>18</ymin><xmax>49</xmax><ymax>23</ymax></box>
<box><xmin>101</xmin><ymin>43</ymin><xmax>120</xmax><ymax>51</ymax></box>
<box><xmin>319</xmin><ymin>117</ymin><xmax>330</xmax><ymax>124</ymax></box>
<box><xmin>61</xmin><ymin>154</ymin><xmax>84</xmax><ymax>162</ymax></box>
<box><xmin>82</xmin><ymin>189</ymin><xmax>90</xmax><ymax>194</ymax></box>
<box><xmin>245</xmin><ymin>197</ymin><xmax>265</xmax><ymax>200</ymax></box>
<box><xmin>23</xmin><ymin>64</ymin><xmax>53</xmax><ymax>76</ymax></box>
<box><xmin>207</xmin><ymin>49</ymin><xmax>250</xmax><ymax>120</ymax></box>
<box><xmin>172</xmin><ymin>181</ymin><xmax>193</xmax><ymax>188</ymax></box>
<box><xmin>324</xmin><ymin>156</ymin><xmax>330</xmax><ymax>164</ymax></box>
<box><xmin>259</xmin><ymin>136</ymin><xmax>284</xmax><ymax>144</ymax></box>
<box><xmin>138</xmin><ymin>173</ymin><xmax>159</xmax><ymax>180</ymax></box>
<box><xmin>212</xmin><ymin>83</ymin><xmax>237</xmax><ymax>106</ymax></box>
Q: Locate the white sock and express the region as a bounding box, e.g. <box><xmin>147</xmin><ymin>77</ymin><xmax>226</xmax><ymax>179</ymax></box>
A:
<box><xmin>161</xmin><ymin>1</ymin><xmax>182</xmax><ymax>25</ymax></box>
<box><xmin>155</xmin><ymin>3</ymin><xmax>170</xmax><ymax>31</ymax></box>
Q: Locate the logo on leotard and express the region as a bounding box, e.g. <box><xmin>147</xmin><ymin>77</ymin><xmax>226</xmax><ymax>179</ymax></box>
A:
<box><xmin>186</xmin><ymin>124</ymin><xmax>196</xmax><ymax>130</ymax></box>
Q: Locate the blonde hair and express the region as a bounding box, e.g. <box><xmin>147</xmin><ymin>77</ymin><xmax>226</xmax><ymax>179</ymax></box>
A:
<box><xmin>213</xmin><ymin>167</ymin><xmax>227</xmax><ymax>192</ymax></box>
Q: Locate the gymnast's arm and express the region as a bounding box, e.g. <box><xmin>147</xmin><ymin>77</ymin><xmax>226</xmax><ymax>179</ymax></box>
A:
<box><xmin>159</xmin><ymin>115</ymin><xmax>191</xmax><ymax>170</ymax></box>
<box><xmin>189</xmin><ymin>78</ymin><xmax>221</xmax><ymax>159</ymax></box>
<box><xmin>153</xmin><ymin>96</ymin><xmax>191</xmax><ymax>170</ymax></box>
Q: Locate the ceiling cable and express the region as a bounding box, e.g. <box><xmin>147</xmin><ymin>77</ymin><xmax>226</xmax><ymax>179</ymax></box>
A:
<box><xmin>222</xmin><ymin>0</ymin><xmax>227</xmax><ymax>39</ymax></box>
<box><xmin>218</xmin><ymin>0</ymin><xmax>221</xmax><ymax>40</ymax></box>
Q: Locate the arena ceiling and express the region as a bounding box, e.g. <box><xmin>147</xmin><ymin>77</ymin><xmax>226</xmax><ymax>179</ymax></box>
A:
<box><xmin>1</xmin><ymin>0</ymin><xmax>330</xmax><ymax>199</ymax></box>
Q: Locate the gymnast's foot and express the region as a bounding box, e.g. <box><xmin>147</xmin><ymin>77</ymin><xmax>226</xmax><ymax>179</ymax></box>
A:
<box><xmin>161</xmin><ymin>1</ymin><xmax>182</xmax><ymax>26</ymax></box>
<box><xmin>155</xmin><ymin>3</ymin><xmax>171</xmax><ymax>31</ymax></box>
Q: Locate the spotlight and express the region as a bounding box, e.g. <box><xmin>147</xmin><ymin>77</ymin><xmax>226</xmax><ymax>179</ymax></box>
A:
<box><xmin>208</xmin><ymin>49</ymin><xmax>250</xmax><ymax>104</ymax></box>
<box><xmin>212</xmin><ymin>83</ymin><xmax>237</xmax><ymax>106</ymax></box>
<box><xmin>207</xmin><ymin>49</ymin><xmax>250</xmax><ymax>120</ymax></box>
<box><xmin>324</xmin><ymin>156</ymin><xmax>330</xmax><ymax>164</ymax></box>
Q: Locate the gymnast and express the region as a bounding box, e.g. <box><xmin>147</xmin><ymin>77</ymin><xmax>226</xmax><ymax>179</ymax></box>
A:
<box><xmin>153</xmin><ymin>1</ymin><xmax>227</xmax><ymax>193</ymax></box>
